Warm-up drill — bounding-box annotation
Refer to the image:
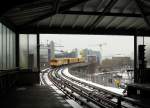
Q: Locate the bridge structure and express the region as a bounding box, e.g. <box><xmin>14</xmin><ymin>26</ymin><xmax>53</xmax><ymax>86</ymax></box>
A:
<box><xmin>0</xmin><ymin>0</ymin><xmax>150</xmax><ymax>108</ymax></box>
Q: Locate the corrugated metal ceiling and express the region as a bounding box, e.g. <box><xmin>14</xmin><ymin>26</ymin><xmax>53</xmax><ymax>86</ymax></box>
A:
<box><xmin>0</xmin><ymin>0</ymin><xmax>150</xmax><ymax>35</ymax></box>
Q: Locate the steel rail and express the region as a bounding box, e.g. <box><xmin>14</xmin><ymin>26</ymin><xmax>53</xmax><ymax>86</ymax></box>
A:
<box><xmin>48</xmin><ymin>67</ymin><xmax>95</xmax><ymax>108</ymax></box>
<box><xmin>42</xmin><ymin>66</ymin><xmax>142</xmax><ymax>108</ymax></box>
<box><xmin>58</xmin><ymin>68</ymin><xmax>119</xmax><ymax>108</ymax></box>
<box><xmin>49</xmin><ymin>67</ymin><xmax>120</xmax><ymax>108</ymax></box>
<box><xmin>61</xmin><ymin>67</ymin><xmax>143</xmax><ymax>108</ymax></box>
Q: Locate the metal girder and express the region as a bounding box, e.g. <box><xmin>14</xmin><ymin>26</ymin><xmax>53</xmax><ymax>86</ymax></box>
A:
<box><xmin>83</xmin><ymin>0</ymin><xmax>108</xmax><ymax>29</ymax></box>
<box><xmin>134</xmin><ymin>0</ymin><xmax>150</xmax><ymax>28</ymax></box>
<box><xmin>18</xmin><ymin>26</ymin><xmax>150</xmax><ymax>36</ymax></box>
<box><xmin>53</xmin><ymin>0</ymin><xmax>60</xmax><ymax>13</ymax></box>
<box><xmin>134</xmin><ymin>35</ymin><xmax>138</xmax><ymax>83</ymax></box>
<box><xmin>103</xmin><ymin>0</ymin><xmax>118</xmax><ymax>13</ymax></box>
<box><xmin>72</xmin><ymin>4</ymin><xmax>85</xmax><ymax>28</ymax></box>
<box><xmin>37</xmin><ymin>33</ymin><xmax>40</xmax><ymax>72</ymax></box>
<box><xmin>90</xmin><ymin>0</ymin><xmax>119</xmax><ymax>30</ymax></box>
<box><xmin>62</xmin><ymin>11</ymin><xmax>145</xmax><ymax>18</ymax></box>
<box><xmin>106</xmin><ymin>0</ymin><xmax>135</xmax><ymax>29</ymax></box>
<box><xmin>20</xmin><ymin>0</ymin><xmax>90</xmax><ymax>27</ymax></box>
<box><xmin>15</xmin><ymin>32</ymin><xmax>19</xmax><ymax>67</ymax></box>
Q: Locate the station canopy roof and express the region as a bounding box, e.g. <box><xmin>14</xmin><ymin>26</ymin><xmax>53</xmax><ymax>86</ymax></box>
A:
<box><xmin>0</xmin><ymin>0</ymin><xmax>150</xmax><ymax>35</ymax></box>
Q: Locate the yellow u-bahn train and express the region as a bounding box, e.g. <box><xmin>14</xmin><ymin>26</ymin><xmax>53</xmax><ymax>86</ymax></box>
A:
<box><xmin>50</xmin><ymin>58</ymin><xmax>84</xmax><ymax>67</ymax></box>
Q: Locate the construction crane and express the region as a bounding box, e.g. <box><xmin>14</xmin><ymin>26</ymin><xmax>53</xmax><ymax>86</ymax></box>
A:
<box><xmin>99</xmin><ymin>43</ymin><xmax>107</xmax><ymax>51</ymax></box>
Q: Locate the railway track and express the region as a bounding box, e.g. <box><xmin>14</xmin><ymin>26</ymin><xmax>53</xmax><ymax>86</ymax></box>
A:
<box><xmin>41</xmin><ymin>66</ymin><xmax>145</xmax><ymax>108</ymax></box>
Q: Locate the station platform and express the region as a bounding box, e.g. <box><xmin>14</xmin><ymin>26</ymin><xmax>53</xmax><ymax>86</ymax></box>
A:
<box><xmin>0</xmin><ymin>85</ymin><xmax>72</xmax><ymax>108</ymax></box>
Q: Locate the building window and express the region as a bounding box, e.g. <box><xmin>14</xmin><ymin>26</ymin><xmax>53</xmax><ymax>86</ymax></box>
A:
<box><xmin>0</xmin><ymin>22</ymin><xmax>16</xmax><ymax>70</ymax></box>
<box><xmin>19</xmin><ymin>34</ymin><xmax>37</xmax><ymax>70</ymax></box>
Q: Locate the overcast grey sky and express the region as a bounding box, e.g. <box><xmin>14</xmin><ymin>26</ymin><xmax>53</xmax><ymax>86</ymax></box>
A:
<box><xmin>40</xmin><ymin>34</ymin><xmax>134</xmax><ymax>59</ymax></box>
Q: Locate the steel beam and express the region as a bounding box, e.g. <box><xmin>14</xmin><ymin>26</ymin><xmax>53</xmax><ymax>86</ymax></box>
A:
<box><xmin>18</xmin><ymin>26</ymin><xmax>150</xmax><ymax>36</ymax></box>
<box><xmin>62</xmin><ymin>11</ymin><xmax>144</xmax><ymax>17</ymax></box>
<box><xmin>134</xmin><ymin>0</ymin><xmax>150</xmax><ymax>28</ymax></box>
<box><xmin>53</xmin><ymin>0</ymin><xmax>60</xmax><ymax>13</ymax></box>
<box><xmin>37</xmin><ymin>33</ymin><xmax>40</xmax><ymax>72</ymax></box>
<box><xmin>134</xmin><ymin>35</ymin><xmax>137</xmax><ymax>83</ymax></box>
<box><xmin>15</xmin><ymin>32</ymin><xmax>19</xmax><ymax>68</ymax></box>
<box><xmin>90</xmin><ymin>0</ymin><xmax>118</xmax><ymax>30</ymax></box>
<box><xmin>72</xmin><ymin>4</ymin><xmax>85</xmax><ymax>28</ymax></box>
